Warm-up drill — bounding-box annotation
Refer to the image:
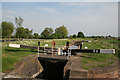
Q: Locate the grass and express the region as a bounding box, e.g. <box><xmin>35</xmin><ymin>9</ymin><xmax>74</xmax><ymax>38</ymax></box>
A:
<box><xmin>2</xmin><ymin>56</ymin><xmax>18</xmax><ymax>72</ymax></box>
<box><xmin>81</xmin><ymin>53</ymin><xmax>118</xmax><ymax>69</ymax></box>
<box><xmin>10</xmin><ymin>39</ymin><xmax>68</xmax><ymax>47</ymax></box>
<box><xmin>2</xmin><ymin>47</ymin><xmax>37</xmax><ymax>72</ymax></box>
<box><xmin>81</xmin><ymin>38</ymin><xmax>118</xmax><ymax>69</ymax></box>
<box><xmin>2</xmin><ymin>38</ymin><xmax>119</xmax><ymax>72</ymax></box>
<box><xmin>2</xmin><ymin>39</ymin><xmax>69</xmax><ymax>72</ymax></box>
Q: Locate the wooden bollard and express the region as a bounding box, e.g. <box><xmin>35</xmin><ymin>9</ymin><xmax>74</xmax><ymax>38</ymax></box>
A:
<box><xmin>66</xmin><ymin>41</ymin><xmax>69</xmax><ymax>49</ymax></box>
<box><xmin>38</xmin><ymin>42</ymin><xmax>40</xmax><ymax>46</ymax></box>
<box><xmin>38</xmin><ymin>42</ymin><xmax>40</xmax><ymax>56</ymax></box>
<box><xmin>78</xmin><ymin>42</ymin><xmax>83</xmax><ymax>49</ymax></box>
<box><xmin>52</xmin><ymin>41</ymin><xmax>55</xmax><ymax>48</ymax></box>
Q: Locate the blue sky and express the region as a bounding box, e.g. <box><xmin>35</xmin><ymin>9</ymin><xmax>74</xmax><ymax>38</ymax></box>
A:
<box><xmin>2</xmin><ymin>0</ymin><xmax>120</xmax><ymax>2</ymax></box>
<box><xmin>2</xmin><ymin>2</ymin><xmax>118</xmax><ymax>37</ymax></box>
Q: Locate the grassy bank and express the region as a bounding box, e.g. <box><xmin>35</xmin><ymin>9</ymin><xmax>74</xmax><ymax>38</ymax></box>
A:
<box><xmin>2</xmin><ymin>46</ymin><xmax>37</xmax><ymax>72</ymax></box>
<box><xmin>81</xmin><ymin>53</ymin><xmax>118</xmax><ymax>69</ymax></box>
<box><xmin>2</xmin><ymin>38</ymin><xmax>118</xmax><ymax>72</ymax></box>
<box><xmin>81</xmin><ymin>38</ymin><xmax>118</xmax><ymax>69</ymax></box>
<box><xmin>2</xmin><ymin>39</ymin><xmax>68</xmax><ymax>72</ymax></box>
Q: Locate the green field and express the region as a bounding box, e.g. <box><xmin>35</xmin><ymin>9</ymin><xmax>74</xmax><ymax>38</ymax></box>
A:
<box><xmin>2</xmin><ymin>38</ymin><xmax>119</xmax><ymax>72</ymax></box>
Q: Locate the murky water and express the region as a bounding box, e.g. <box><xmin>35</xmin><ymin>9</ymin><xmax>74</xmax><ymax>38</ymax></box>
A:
<box><xmin>36</xmin><ymin>57</ymin><xmax>68</xmax><ymax>80</ymax></box>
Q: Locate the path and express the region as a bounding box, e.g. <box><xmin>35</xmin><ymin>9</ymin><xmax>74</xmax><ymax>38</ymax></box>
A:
<box><xmin>2</xmin><ymin>54</ymin><xmax>43</xmax><ymax>78</ymax></box>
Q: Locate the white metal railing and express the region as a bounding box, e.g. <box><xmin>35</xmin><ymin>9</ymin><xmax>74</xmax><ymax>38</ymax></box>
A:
<box><xmin>37</xmin><ymin>44</ymin><xmax>72</xmax><ymax>58</ymax></box>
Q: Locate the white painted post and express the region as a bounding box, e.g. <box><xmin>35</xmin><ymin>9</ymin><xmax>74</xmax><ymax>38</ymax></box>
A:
<box><xmin>68</xmin><ymin>48</ymin><xmax>71</xmax><ymax>58</ymax></box>
<box><xmin>58</xmin><ymin>48</ymin><xmax>61</xmax><ymax>55</ymax></box>
<box><xmin>70</xmin><ymin>49</ymin><xmax>71</xmax><ymax>56</ymax></box>
<box><xmin>85</xmin><ymin>47</ymin><xmax>88</xmax><ymax>49</ymax></box>
<box><xmin>65</xmin><ymin>52</ymin><xmax>66</xmax><ymax>56</ymax></box>
<box><xmin>67</xmin><ymin>49</ymin><xmax>69</xmax><ymax>59</ymax></box>
<box><xmin>68</xmin><ymin>48</ymin><xmax>69</xmax><ymax>57</ymax></box>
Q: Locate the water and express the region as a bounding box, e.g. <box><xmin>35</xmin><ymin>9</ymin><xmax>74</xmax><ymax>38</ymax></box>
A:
<box><xmin>36</xmin><ymin>57</ymin><xmax>68</xmax><ymax>80</ymax></box>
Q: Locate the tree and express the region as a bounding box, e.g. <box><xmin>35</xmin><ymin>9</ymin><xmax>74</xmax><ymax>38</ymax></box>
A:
<box><xmin>108</xmin><ymin>35</ymin><xmax>111</xmax><ymax>38</ymax></box>
<box><xmin>0</xmin><ymin>27</ymin><xmax>2</xmax><ymax>38</ymax></box>
<box><xmin>73</xmin><ymin>34</ymin><xmax>77</xmax><ymax>38</ymax></box>
<box><xmin>24</xmin><ymin>28</ymin><xmax>33</xmax><ymax>39</ymax></box>
<box><xmin>15</xmin><ymin>16</ymin><xmax>24</xmax><ymax>40</ymax></box>
<box><xmin>16</xmin><ymin>27</ymin><xmax>33</xmax><ymax>40</ymax></box>
<box><xmin>77</xmin><ymin>31</ymin><xmax>85</xmax><ymax>38</ymax></box>
<box><xmin>1</xmin><ymin>22</ymin><xmax>14</xmax><ymax>42</ymax></box>
<box><xmin>41</xmin><ymin>28</ymin><xmax>53</xmax><ymax>38</ymax></box>
<box><xmin>16</xmin><ymin>27</ymin><xmax>25</xmax><ymax>40</ymax></box>
<box><xmin>15</xmin><ymin>16</ymin><xmax>23</xmax><ymax>28</ymax></box>
<box><xmin>49</xmin><ymin>33</ymin><xmax>59</xmax><ymax>39</ymax></box>
<box><xmin>69</xmin><ymin>35</ymin><xmax>73</xmax><ymax>39</ymax></box>
<box><xmin>34</xmin><ymin>33</ymin><xmax>39</xmax><ymax>38</ymax></box>
<box><xmin>55</xmin><ymin>25</ymin><xmax>68</xmax><ymax>39</ymax></box>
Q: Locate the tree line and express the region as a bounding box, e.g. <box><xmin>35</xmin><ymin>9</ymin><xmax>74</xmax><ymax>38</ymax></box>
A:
<box><xmin>1</xmin><ymin>17</ymin><xmax>85</xmax><ymax>41</ymax></box>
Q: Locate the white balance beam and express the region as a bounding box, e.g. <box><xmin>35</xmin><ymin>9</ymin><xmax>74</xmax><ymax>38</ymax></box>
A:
<box><xmin>100</xmin><ymin>49</ymin><xmax>115</xmax><ymax>54</ymax></box>
<box><xmin>9</xmin><ymin>44</ymin><xmax>20</xmax><ymax>48</ymax></box>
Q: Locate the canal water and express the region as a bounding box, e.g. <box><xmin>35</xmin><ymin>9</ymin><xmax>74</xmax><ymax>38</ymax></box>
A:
<box><xmin>36</xmin><ymin>57</ymin><xmax>68</xmax><ymax>80</ymax></box>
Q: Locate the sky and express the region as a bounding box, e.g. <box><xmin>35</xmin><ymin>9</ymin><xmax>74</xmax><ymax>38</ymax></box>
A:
<box><xmin>1</xmin><ymin>0</ymin><xmax>120</xmax><ymax>2</ymax></box>
<box><xmin>2</xmin><ymin>2</ymin><xmax>118</xmax><ymax>37</ymax></box>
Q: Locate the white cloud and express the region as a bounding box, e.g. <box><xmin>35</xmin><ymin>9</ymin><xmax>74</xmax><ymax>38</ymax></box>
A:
<box><xmin>3</xmin><ymin>10</ymin><xmax>15</xmax><ymax>15</ymax></box>
<box><xmin>21</xmin><ymin>3</ymin><xmax>118</xmax><ymax>37</ymax></box>
<box><xmin>62</xmin><ymin>2</ymin><xmax>118</xmax><ymax>17</ymax></box>
<box><xmin>4</xmin><ymin>10</ymin><xmax>14</xmax><ymax>14</ymax></box>
<box><xmin>2</xmin><ymin>10</ymin><xmax>15</xmax><ymax>21</ymax></box>
<box><xmin>2</xmin><ymin>15</ymin><xmax>14</xmax><ymax>22</ymax></box>
<box><xmin>37</xmin><ymin>7</ymin><xmax>61</xmax><ymax>15</ymax></box>
<box><xmin>3</xmin><ymin>15</ymin><xmax>14</xmax><ymax>20</ymax></box>
<box><xmin>60</xmin><ymin>2</ymin><xmax>96</xmax><ymax>7</ymax></box>
<box><xmin>2</xmin><ymin>2</ymin><xmax>118</xmax><ymax>37</ymax></box>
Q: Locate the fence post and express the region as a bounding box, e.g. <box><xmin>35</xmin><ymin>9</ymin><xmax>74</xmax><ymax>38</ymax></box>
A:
<box><xmin>80</xmin><ymin>42</ymin><xmax>83</xmax><ymax>49</ymax></box>
<box><xmin>52</xmin><ymin>47</ymin><xmax>53</xmax><ymax>57</ymax></box>
<box><xmin>44</xmin><ymin>46</ymin><xmax>45</xmax><ymax>55</ymax></box>
<box><xmin>66</xmin><ymin>41</ymin><xmax>69</xmax><ymax>50</ymax></box>
<box><xmin>58</xmin><ymin>48</ymin><xmax>61</xmax><ymax>55</ymax></box>
<box><xmin>38</xmin><ymin>42</ymin><xmax>40</xmax><ymax>57</ymax></box>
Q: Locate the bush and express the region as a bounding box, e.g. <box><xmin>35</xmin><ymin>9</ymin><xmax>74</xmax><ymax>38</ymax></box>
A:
<box><xmin>77</xmin><ymin>32</ymin><xmax>85</xmax><ymax>38</ymax></box>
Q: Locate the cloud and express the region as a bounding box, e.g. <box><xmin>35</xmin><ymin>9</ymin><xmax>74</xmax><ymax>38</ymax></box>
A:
<box><xmin>37</xmin><ymin>7</ymin><xmax>61</xmax><ymax>15</ymax></box>
<box><xmin>20</xmin><ymin>3</ymin><xmax>118</xmax><ymax>37</ymax></box>
<box><xmin>4</xmin><ymin>10</ymin><xmax>14</xmax><ymax>14</ymax></box>
<box><xmin>2</xmin><ymin>10</ymin><xmax>15</xmax><ymax>21</ymax></box>
<box><xmin>2</xmin><ymin>2</ymin><xmax>118</xmax><ymax>37</ymax></box>
<box><xmin>61</xmin><ymin>2</ymin><xmax>117</xmax><ymax>17</ymax></box>
<box><xmin>60</xmin><ymin>2</ymin><xmax>96</xmax><ymax>7</ymax></box>
<box><xmin>2</xmin><ymin>15</ymin><xmax>15</xmax><ymax>22</ymax></box>
<box><xmin>3</xmin><ymin>10</ymin><xmax>15</xmax><ymax>15</ymax></box>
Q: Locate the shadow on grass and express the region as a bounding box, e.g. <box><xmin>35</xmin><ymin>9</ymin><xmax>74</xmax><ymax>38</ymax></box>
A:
<box><xmin>4</xmin><ymin>47</ymin><xmax>40</xmax><ymax>52</ymax></box>
<box><xmin>5</xmin><ymin>48</ymin><xmax>45</xmax><ymax>53</ymax></box>
<box><xmin>6</xmin><ymin>49</ymin><xmax>34</xmax><ymax>52</ymax></box>
<box><xmin>80</xmin><ymin>55</ymin><xmax>91</xmax><ymax>58</ymax></box>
